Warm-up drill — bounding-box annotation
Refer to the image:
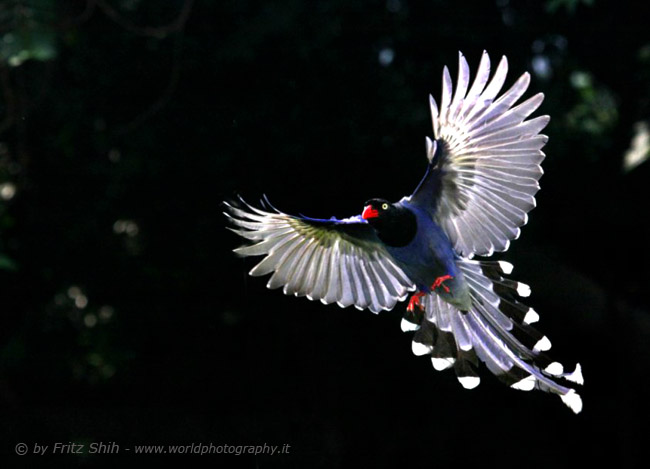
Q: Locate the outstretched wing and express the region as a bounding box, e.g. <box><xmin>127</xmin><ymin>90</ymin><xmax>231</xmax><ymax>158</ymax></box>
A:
<box><xmin>224</xmin><ymin>198</ymin><xmax>415</xmax><ymax>313</ymax></box>
<box><xmin>411</xmin><ymin>51</ymin><xmax>549</xmax><ymax>258</ymax></box>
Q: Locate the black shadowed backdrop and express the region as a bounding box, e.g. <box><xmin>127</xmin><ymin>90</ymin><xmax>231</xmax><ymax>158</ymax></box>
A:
<box><xmin>1</xmin><ymin>0</ymin><xmax>649</xmax><ymax>467</ymax></box>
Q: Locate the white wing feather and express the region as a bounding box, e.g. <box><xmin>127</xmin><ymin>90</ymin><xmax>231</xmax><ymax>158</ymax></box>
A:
<box><xmin>430</xmin><ymin>51</ymin><xmax>549</xmax><ymax>257</ymax></box>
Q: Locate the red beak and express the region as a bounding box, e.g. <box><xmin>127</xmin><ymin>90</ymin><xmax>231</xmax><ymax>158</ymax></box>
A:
<box><xmin>362</xmin><ymin>205</ymin><xmax>379</xmax><ymax>220</ymax></box>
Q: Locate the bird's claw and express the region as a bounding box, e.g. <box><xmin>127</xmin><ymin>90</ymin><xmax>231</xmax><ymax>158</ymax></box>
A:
<box><xmin>431</xmin><ymin>274</ymin><xmax>453</xmax><ymax>293</ymax></box>
<box><xmin>407</xmin><ymin>292</ymin><xmax>426</xmax><ymax>312</ymax></box>
<box><xmin>407</xmin><ymin>276</ymin><xmax>454</xmax><ymax>312</ymax></box>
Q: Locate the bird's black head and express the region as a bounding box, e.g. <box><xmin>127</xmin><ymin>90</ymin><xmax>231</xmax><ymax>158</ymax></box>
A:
<box><xmin>361</xmin><ymin>198</ymin><xmax>417</xmax><ymax>247</ymax></box>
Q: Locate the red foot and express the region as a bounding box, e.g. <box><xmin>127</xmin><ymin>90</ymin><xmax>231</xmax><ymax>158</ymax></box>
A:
<box><xmin>407</xmin><ymin>292</ymin><xmax>426</xmax><ymax>312</ymax></box>
<box><xmin>431</xmin><ymin>274</ymin><xmax>454</xmax><ymax>293</ymax></box>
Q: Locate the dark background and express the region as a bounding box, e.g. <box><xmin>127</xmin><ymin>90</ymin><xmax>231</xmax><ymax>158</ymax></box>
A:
<box><xmin>1</xmin><ymin>0</ymin><xmax>649</xmax><ymax>466</ymax></box>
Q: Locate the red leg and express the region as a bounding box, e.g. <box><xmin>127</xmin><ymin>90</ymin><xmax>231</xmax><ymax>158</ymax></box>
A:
<box><xmin>407</xmin><ymin>292</ymin><xmax>426</xmax><ymax>312</ymax></box>
<box><xmin>431</xmin><ymin>274</ymin><xmax>454</xmax><ymax>293</ymax></box>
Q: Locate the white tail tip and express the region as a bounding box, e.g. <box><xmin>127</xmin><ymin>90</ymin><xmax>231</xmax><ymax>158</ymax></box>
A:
<box><xmin>511</xmin><ymin>374</ymin><xmax>536</xmax><ymax>391</ymax></box>
<box><xmin>431</xmin><ymin>357</ymin><xmax>455</xmax><ymax>371</ymax></box>
<box><xmin>544</xmin><ymin>362</ymin><xmax>564</xmax><ymax>376</ymax></box>
<box><xmin>517</xmin><ymin>282</ymin><xmax>531</xmax><ymax>297</ymax></box>
<box><xmin>498</xmin><ymin>261</ymin><xmax>514</xmax><ymax>274</ymax></box>
<box><xmin>533</xmin><ymin>336</ymin><xmax>552</xmax><ymax>352</ymax></box>
<box><xmin>523</xmin><ymin>308</ymin><xmax>539</xmax><ymax>324</ymax></box>
<box><xmin>458</xmin><ymin>376</ymin><xmax>481</xmax><ymax>390</ymax></box>
<box><xmin>412</xmin><ymin>341</ymin><xmax>433</xmax><ymax>356</ymax></box>
<box><xmin>560</xmin><ymin>389</ymin><xmax>583</xmax><ymax>414</ymax></box>
<box><xmin>565</xmin><ymin>363</ymin><xmax>584</xmax><ymax>385</ymax></box>
<box><xmin>401</xmin><ymin>318</ymin><xmax>420</xmax><ymax>332</ymax></box>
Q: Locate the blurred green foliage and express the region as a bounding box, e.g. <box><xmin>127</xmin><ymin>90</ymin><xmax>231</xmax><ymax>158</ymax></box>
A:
<box><xmin>1</xmin><ymin>29</ymin><xmax>57</xmax><ymax>66</ymax></box>
<box><xmin>566</xmin><ymin>70</ymin><xmax>618</xmax><ymax>137</ymax></box>
<box><xmin>0</xmin><ymin>0</ymin><xmax>58</xmax><ymax>66</ymax></box>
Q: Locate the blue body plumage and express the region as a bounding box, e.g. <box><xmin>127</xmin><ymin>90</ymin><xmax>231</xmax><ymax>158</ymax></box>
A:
<box><xmin>385</xmin><ymin>199</ymin><xmax>471</xmax><ymax>311</ymax></box>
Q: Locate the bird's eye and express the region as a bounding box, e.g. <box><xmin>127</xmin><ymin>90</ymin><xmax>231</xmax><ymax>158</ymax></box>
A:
<box><xmin>381</xmin><ymin>203</ymin><xmax>389</xmax><ymax>210</ymax></box>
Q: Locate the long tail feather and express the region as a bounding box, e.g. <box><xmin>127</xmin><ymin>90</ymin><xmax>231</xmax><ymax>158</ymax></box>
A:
<box><xmin>404</xmin><ymin>258</ymin><xmax>583</xmax><ymax>413</ymax></box>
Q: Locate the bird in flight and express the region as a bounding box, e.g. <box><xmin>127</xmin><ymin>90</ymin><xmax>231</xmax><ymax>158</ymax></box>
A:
<box><xmin>224</xmin><ymin>51</ymin><xmax>583</xmax><ymax>413</ymax></box>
